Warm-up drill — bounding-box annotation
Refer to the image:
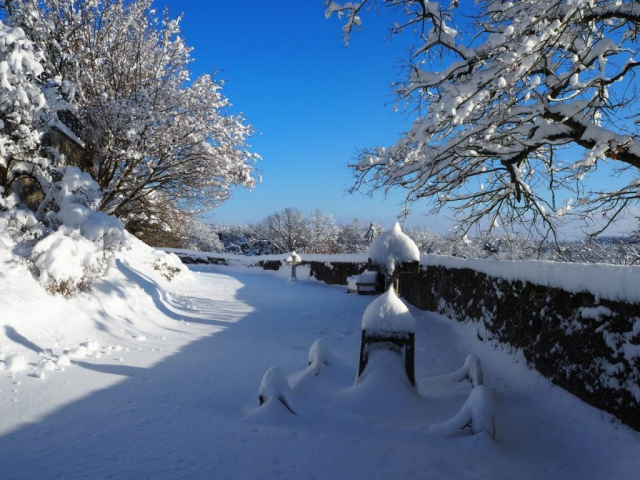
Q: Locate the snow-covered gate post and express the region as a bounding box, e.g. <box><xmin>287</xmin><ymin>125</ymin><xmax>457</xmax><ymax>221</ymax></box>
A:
<box><xmin>356</xmin><ymin>223</ymin><xmax>420</xmax><ymax>386</ymax></box>
<box><xmin>367</xmin><ymin>223</ymin><xmax>420</xmax><ymax>293</ymax></box>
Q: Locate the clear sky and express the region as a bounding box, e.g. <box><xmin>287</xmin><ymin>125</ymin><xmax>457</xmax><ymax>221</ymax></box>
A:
<box><xmin>159</xmin><ymin>0</ymin><xmax>452</xmax><ymax>231</ymax></box>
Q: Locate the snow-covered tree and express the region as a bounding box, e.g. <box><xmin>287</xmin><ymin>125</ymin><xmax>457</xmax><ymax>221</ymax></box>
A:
<box><xmin>326</xmin><ymin>0</ymin><xmax>640</xmax><ymax>241</ymax></box>
<box><xmin>336</xmin><ymin>218</ymin><xmax>368</xmax><ymax>253</ymax></box>
<box><xmin>178</xmin><ymin>217</ymin><xmax>224</xmax><ymax>253</ymax></box>
<box><xmin>7</xmin><ymin>0</ymin><xmax>258</xmax><ymax>230</ymax></box>
<box><xmin>260</xmin><ymin>208</ymin><xmax>309</xmax><ymax>253</ymax></box>
<box><xmin>0</xmin><ymin>18</ymin><xmax>47</xmax><ymax>206</ymax></box>
<box><xmin>306</xmin><ymin>209</ymin><xmax>339</xmax><ymax>253</ymax></box>
<box><xmin>364</xmin><ymin>221</ymin><xmax>379</xmax><ymax>243</ymax></box>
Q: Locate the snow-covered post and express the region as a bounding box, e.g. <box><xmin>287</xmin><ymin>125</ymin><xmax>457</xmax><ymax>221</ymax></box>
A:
<box><xmin>285</xmin><ymin>251</ymin><xmax>302</xmax><ymax>283</ymax></box>
<box><xmin>367</xmin><ymin>223</ymin><xmax>419</xmax><ymax>292</ymax></box>
<box><xmin>357</xmin><ymin>287</ymin><xmax>416</xmax><ymax>386</ymax></box>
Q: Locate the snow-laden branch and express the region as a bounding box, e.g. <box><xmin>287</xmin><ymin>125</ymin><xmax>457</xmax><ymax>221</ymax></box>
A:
<box><xmin>326</xmin><ymin>0</ymin><xmax>640</xmax><ymax>239</ymax></box>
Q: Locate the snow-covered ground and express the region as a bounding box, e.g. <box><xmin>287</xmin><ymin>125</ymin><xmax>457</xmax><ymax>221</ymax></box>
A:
<box><xmin>1</xmin><ymin>248</ymin><xmax>639</xmax><ymax>479</ymax></box>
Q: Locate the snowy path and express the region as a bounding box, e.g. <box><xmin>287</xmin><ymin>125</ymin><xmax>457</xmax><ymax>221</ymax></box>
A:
<box><xmin>1</xmin><ymin>266</ymin><xmax>639</xmax><ymax>479</ymax></box>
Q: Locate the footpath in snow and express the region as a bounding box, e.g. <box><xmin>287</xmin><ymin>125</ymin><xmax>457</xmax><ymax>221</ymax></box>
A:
<box><xmin>1</xmin><ymin>257</ymin><xmax>639</xmax><ymax>479</ymax></box>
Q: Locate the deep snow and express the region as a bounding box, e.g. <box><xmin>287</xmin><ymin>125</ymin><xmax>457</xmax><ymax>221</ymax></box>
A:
<box><xmin>0</xmin><ymin>255</ymin><xmax>639</xmax><ymax>479</ymax></box>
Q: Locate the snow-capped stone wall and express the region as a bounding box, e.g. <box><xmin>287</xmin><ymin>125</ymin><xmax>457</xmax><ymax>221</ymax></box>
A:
<box><xmin>398</xmin><ymin>260</ymin><xmax>640</xmax><ymax>432</ymax></box>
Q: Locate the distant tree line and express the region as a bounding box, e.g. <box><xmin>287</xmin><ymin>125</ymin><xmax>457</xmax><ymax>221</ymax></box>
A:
<box><xmin>173</xmin><ymin>207</ymin><xmax>639</xmax><ymax>266</ymax></box>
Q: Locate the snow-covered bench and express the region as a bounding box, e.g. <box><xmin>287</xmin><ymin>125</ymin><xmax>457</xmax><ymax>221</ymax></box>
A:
<box><xmin>346</xmin><ymin>270</ymin><xmax>379</xmax><ymax>295</ymax></box>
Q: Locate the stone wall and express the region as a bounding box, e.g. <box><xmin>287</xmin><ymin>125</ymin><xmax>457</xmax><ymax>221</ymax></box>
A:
<box><xmin>306</xmin><ymin>261</ymin><xmax>369</xmax><ymax>285</ymax></box>
<box><xmin>398</xmin><ymin>265</ymin><xmax>640</xmax><ymax>432</ymax></box>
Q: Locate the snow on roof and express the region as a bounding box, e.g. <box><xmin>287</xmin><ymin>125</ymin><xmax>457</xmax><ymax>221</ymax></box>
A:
<box><xmin>368</xmin><ymin>222</ymin><xmax>419</xmax><ymax>274</ymax></box>
<box><xmin>362</xmin><ymin>287</ymin><xmax>416</xmax><ymax>333</ymax></box>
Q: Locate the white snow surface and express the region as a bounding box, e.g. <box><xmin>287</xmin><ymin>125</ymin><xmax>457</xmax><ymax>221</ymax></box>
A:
<box><xmin>362</xmin><ymin>287</ymin><xmax>416</xmax><ymax>333</ymax></box>
<box><xmin>0</xmin><ymin>238</ymin><xmax>639</xmax><ymax>478</ymax></box>
<box><xmin>422</xmin><ymin>253</ymin><xmax>640</xmax><ymax>303</ymax></box>
<box><xmin>368</xmin><ymin>222</ymin><xmax>420</xmax><ymax>273</ymax></box>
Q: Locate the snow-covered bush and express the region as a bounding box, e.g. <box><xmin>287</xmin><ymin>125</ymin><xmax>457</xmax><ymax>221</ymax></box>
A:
<box><xmin>28</xmin><ymin>167</ymin><xmax>128</xmax><ymax>296</ymax></box>
<box><xmin>152</xmin><ymin>250</ymin><xmax>184</xmax><ymax>281</ymax></box>
<box><xmin>368</xmin><ymin>222</ymin><xmax>419</xmax><ymax>274</ymax></box>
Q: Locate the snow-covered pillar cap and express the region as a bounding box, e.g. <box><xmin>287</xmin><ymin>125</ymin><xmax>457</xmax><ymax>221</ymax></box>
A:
<box><xmin>286</xmin><ymin>251</ymin><xmax>302</xmax><ymax>264</ymax></box>
<box><xmin>367</xmin><ymin>222</ymin><xmax>419</xmax><ymax>274</ymax></box>
<box><xmin>362</xmin><ymin>286</ymin><xmax>416</xmax><ymax>333</ymax></box>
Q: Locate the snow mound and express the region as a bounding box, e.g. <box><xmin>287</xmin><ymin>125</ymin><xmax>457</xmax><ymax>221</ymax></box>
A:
<box><xmin>38</xmin><ymin>359</ymin><xmax>57</xmax><ymax>371</ymax></box>
<box><xmin>67</xmin><ymin>345</ymin><xmax>88</xmax><ymax>358</ymax></box>
<box><xmin>289</xmin><ymin>339</ymin><xmax>355</xmax><ymax>396</ymax></box>
<box><xmin>350</xmin><ymin>349</ymin><xmax>420</xmax><ymax>411</ymax></box>
<box><xmin>4</xmin><ymin>354</ymin><xmax>27</xmax><ymax>373</ymax></box>
<box><xmin>430</xmin><ymin>385</ymin><xmax>495</xmax><ymax>439</ymax></box>
<box><xmin>56</xmin><ymin>355</ymin><xmax>71</xmax><ymax>367</ymax></box>
<box><xmin>425</xmin><ymin>355</ymin><xmax>484</xmax><ymax>388</ymax></box>
<box><xmin>258</xmin><ymin>366</ymin><xmax>299</xmax><ymax>415</ymax></box>
<box><xmin>362</xmin><ymin>287</ymin><xmax>415</xmax><ymax>333</ymax></box>
<box><xmin>368</xmin><ymin>222</ymin><xmax>419</xmax><ymax>274</ymax></box>
<box><xmin>308</xmin><ymin>339</ymin><xmax>332</xmax><ymax>368</ymax></box>
<box><xmin>28</xmin><ymin>167</ymin><xmax>129</xmax><ymax>295</ymax></box>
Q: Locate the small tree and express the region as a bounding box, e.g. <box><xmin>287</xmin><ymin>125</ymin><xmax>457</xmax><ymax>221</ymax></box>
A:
<box><xmin>326</xmin><ymin>0</ymin><xmax>640</xmax><ymax>241</ymax></box>
<box><xmin>364</xmin><ymin>221</ymin><xmax>379</xmax><ymax>243</ymax></box>
<box><xmin>336</xmin><ymin>219</ymin><xmax>368</xmax><ymax>253</ymax></box>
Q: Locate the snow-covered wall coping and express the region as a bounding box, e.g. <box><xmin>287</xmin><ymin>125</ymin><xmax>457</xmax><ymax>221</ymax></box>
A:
<box><xmin>421</xmin><ymin>253</ymin><xmax>640</xmax><ymax>304</ymax></box>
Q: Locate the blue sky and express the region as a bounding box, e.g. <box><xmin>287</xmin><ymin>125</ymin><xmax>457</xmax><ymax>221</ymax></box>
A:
<box><xmin>159</xmin><ymin>1</ymin><xmax>452</xmax><ymax>230</ymax></box>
